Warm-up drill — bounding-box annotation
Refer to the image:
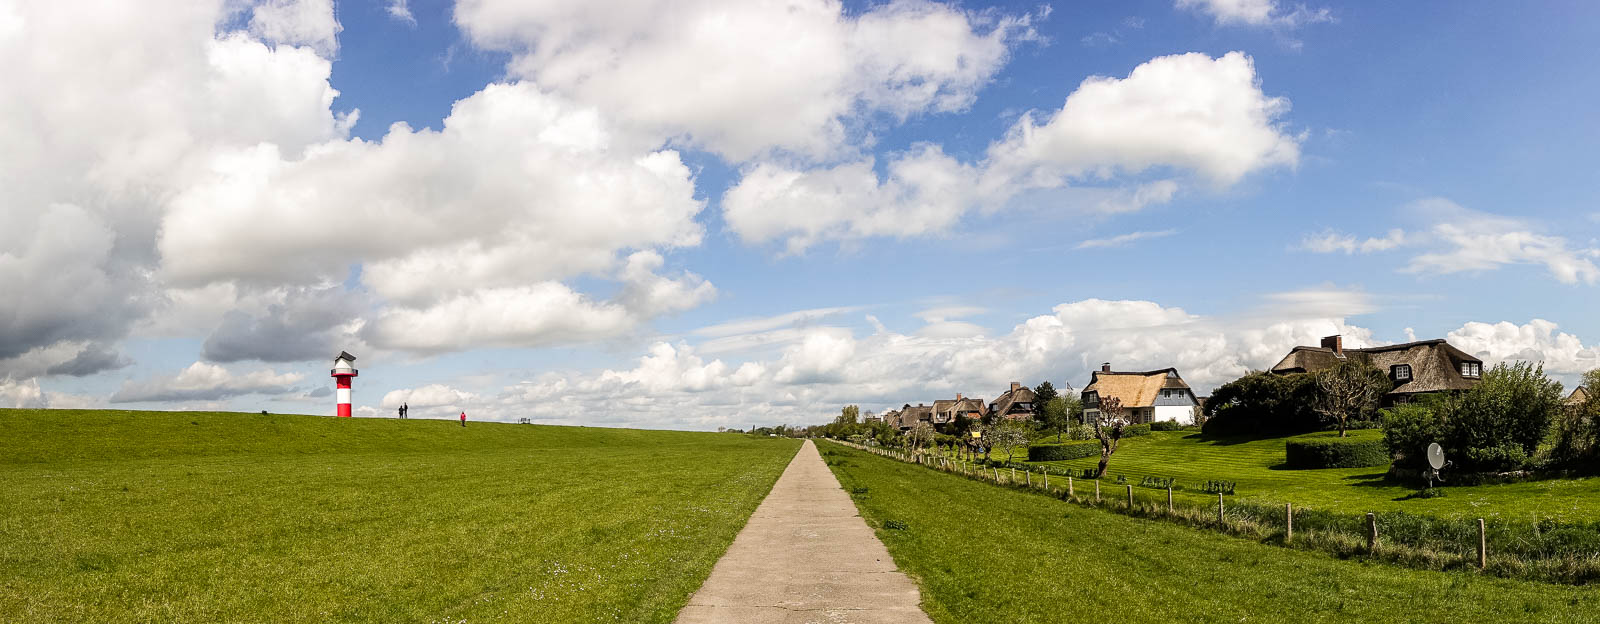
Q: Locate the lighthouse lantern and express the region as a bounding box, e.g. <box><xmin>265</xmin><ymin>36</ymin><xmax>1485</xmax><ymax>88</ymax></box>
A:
<box><xmin>331</xmin><ymin>351</ymin><xmax>359</xmax><ymax>418</ymax></box>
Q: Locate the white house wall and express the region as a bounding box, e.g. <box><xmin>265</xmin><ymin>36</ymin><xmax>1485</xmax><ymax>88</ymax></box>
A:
<box><xmin>1154</xmin><ymin>404</ymin><xmax>1194</xmax><ymax>425</ymax></box>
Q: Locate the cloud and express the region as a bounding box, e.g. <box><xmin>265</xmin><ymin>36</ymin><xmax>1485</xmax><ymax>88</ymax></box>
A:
<box><xmin>44</xmin><ymin>344</ymin><xmax>133</xmax><ymax>377</ymax></box>
<box><xmin>381</xmin><ymin>384</ymin><xmax>479</xmax><ymax>409</ymax></box>
<box><xmin>247</xmin><ymin>0</ymin><xmax>343</xmax><ymax>57</ymax></box>
<box><xmin>0</xmin><ymin>377</ymin><xmax>47</xmax><ymax>409</ymax></box>
<box><xmin>443</xmin><ymin>294</ymin><xmax>1379</xmax><ymax>428</ymax></box>
<box><xmin>1076</xmin><ymin>229</ymin><xmax>1178</xmax><ymax>250</ymax></box>
<box><xmin>1300</xmin><ymin>228</ymin><xmax>1406</xmax><ymax>254</ymax></box>
<box><xmin>386</xmin><ymin>0</ymin><xmax>416</xmax><ymax>25</ymax></box>
<box><xmin>454</xmin><ymin>0</ymin><xmax>1041</xmax><ymax>161</ymax></box>
<box><xmin>1</xmin><ymin>341</ymin><xmax>131</xmax><ymax>379</ymax></box>
<box><xmin>1176</xmin><ymin>0</ymin><xmax>1332</xmax><ymax>28</ymax></box>
<box><xmin>615</xmin><ymin>251</ymin><xmax>717</xmax><ymax>318</ymax></box>
<box><xmin>1448</xmin><ymin>319</ymin><xmax>1600</xmax><ymax>378</ymax></box>
<box><xmin>724</xmin><ymin>51</ymin><xmax>1299</xmax><ymax>252</ymax></box>
<box><xmin>110</xmin><ymin>362</ymin><xmax>304</xmax><ymax>403</ymax></box>
<box><xmin>201</xmin><ymin>285</ymin><xmax>366</xmax><ymax>363</ymax></box>
<box><xmin>360</xmin><ymin>283</ymin><xmax>634</xmax><ymax>354</ymax></box>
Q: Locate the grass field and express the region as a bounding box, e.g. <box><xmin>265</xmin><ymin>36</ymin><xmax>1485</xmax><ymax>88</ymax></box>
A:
<box><xmin>1000</xmin><ymin>430</ymin><xmax>1600</xmax><ymax>521</ymax></box>
<box><xmin>819</xmin><ymin>441</ymin><xmax>1600</xmax><ymax>623</ymax></box>
<box><xmin>0</xmin><ymin>409</ymin><xmax>800</xmax><ymax>623</ymax></box>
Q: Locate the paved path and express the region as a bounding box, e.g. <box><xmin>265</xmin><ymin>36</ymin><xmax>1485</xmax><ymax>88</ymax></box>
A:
<box><xmin>675</xmin><ymin>440</ymin><xmax>934</xmax><ymax>624</ymax></box>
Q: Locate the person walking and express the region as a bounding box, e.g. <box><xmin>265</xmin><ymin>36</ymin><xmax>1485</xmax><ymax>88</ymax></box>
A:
<box><xmin>459</xmin><ymin>411</ymin><xmax>467</xmax><ymax>427</ymax></box>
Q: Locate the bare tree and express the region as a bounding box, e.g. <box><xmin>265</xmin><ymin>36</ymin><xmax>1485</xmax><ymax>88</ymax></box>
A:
<box><xmin>907</xmin><ymin>421</ymin><xmax>936</xmax><ymax>455</ymax></box>
<box><xmin>1313</xmin><ymin>359</ymin><xmax>1391</xmax><ymax>437</ymax></box>
<box><xmin>1092</xmin><ymin>397</ymin><xmax>1129</xmax><ymax>478</ymax></box>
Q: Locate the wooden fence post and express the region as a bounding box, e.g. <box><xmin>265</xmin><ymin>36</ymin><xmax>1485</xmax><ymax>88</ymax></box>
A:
<box><xmin>1068</xmin><ymin>476</ymin><xmax>1074</xmax><ymax>499</ymax></box>
<box><xmin>1126</xmin><ymin>484</ymin><xmax>1134</xmax><ymax>508</ymax></box>
<box><xmin>1366</xmin><ymin>513</ymin><xmax>1378</xmax><ymax>551</ymax></box>
<box><xmin>1026</xmin><ymin>471</ymin><xmax>1032</xmax><ymax>488</ymax></box>
<box><xmin>1285</xmin><ymin>503</ymin><xmax>1293</xmax><ymax>543</ymax></box>
<box><xmin>1011</xmin><ymin>467</ymin><xmax>1017</xmax><ymax>483</ymax></box>
<box><xmin>1217</xmin><ymin>493</ymin><xmax>1224</xmax><ymax>525</ymax></box>
<box><xmin>1044</xmin><ymin>472</ymin><xmax>1049</xmax><ymax>491</ymax></box>
<box><xmin>1477</xmin><ymin>518</ymin><xmax>1487</xmax><ymax>569</ymax></box>
<box><xmin>1095</xmin><ymin>480</ymin><xmax>1101</xmax><ymax>502</ymax></box>
<box><xmin>1167</xmin><ymin>486</ymin><xmax>1173</xmax><ymax>513</ymax></box>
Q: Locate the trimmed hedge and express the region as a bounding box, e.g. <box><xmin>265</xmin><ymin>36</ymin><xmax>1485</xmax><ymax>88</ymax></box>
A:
<box><xmin>1285</xmin><ymin>437</ymin><xmax>1389</xmax><ymax>469</ymax></box>
<box><xmin>1150</xmin><ymin>420</ymin><xmax>1182</xmax><ymax>432</ymax></box>
<box><xmin>1123</xmin><ymin>423</ymin><xmax>1152</xmax><ymax>437</ymax></box>
<box><xmin>1028</xmin><ymin>441</ymin><xmax>1101</xmax><ymax>462</ymax></box>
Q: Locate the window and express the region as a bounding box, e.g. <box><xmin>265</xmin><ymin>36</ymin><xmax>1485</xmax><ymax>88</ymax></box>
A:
<box><xmin>1392</xmin><ymin>364</ymin><xmax>1412</xmax><ymax>381</ymax></box>
<box><xmin>1461</xmin><ymin>362</ymin><xmax>1481</xmax><ymax>378</ymax></box>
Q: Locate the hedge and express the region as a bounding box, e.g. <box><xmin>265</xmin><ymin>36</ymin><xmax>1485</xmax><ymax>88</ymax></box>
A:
<box><xmin>1028</xmin><ymin>441</ymin><xmax>1101</xmax><ymax>462</ymax></box>
<box><xmin>1285</xmin><ymin>437</ymin><xmax>1389</xmax><ymax>469</ymax></box>
<box><xmin>1150</xmin><ymin>420</ymin><xmax>1182</xmax><ymax>432</ymax></box>
<box><xmin>1123</xmin><ymin>423</ymin><xmax>1152</xmax><ymax>437</ymax></box>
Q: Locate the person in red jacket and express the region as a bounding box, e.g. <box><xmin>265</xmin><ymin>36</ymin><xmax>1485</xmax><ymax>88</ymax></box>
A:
<box><xmin>459</xmin><ymin>411</ymin><xmax>467</xmax><ymax>427</ymax></box>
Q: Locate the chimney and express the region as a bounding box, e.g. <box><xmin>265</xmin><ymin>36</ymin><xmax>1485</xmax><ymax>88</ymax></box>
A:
<box><xmin>956</xmin><ymin>393</ymin><xmax>963</xmax><ymax>401</ymax></box>
<box><xmin>1101</xmin><ymin>362</ymin><xmax>1111</xmax><ymax>372</ymax></box>
<box><xmin>1320</xmin><ymin>335</ymin><xmax>1343</xmax><ymax>355</ymax></box>
<box><xmin>1010</xmin><ymin>382</ymin><xmax>1021</xmax><ymax>393</ymax></box>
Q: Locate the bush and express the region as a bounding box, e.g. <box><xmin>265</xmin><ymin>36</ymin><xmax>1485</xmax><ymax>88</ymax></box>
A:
<box><xmin>1200</xmin><ymin>479</ymin><xmax>1236</xmax><ymax>495</ymax></box>
<box><xmin>1202</xmin><ymin>371</ymin><xmax>1324</xmax><ymax>436</ymax></box>
<box><xmin>1439</xmin><ymin>362</ymin><xmax>1562</xmax><ymax>472</ymax></box>
<box><xmin>1123</xmin><ymin>423</ymin><xmax>1151</xmax><ymax>437</ymax></box>
<box><xmin>1067</xmin><ymin>424</ymin><xmax>1093</xmax><ymax>440</ymax></box>
<box><xmin>1382</xmin><ymin>404</ymin><xmax>1444</xmax><ymax>469</ymax></box>
<box><xmin>1150</xmin><ymin>420</ymin><xmax>1182</xmax><ymax>432</ymax></box>
<box><xmin>1028</xmin><ymin>441</ymin><xmax>1101</xmax><ymax>462</ymax></box>
<box><xmin>1549</xmin><ymin>391</ymin><xmax>1599</xmax><ymax>472</ymax></box>
<box><xmin>1285</xmin><ymin>437</ymin><xmax>1389</xmax><ymax>469</ymax></box>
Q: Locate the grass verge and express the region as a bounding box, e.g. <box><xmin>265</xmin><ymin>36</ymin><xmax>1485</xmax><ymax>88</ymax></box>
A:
<box><xmin>820</xmin><ymin>441</ymin><xmax>1600</xmax><ymax>623</ymax></box>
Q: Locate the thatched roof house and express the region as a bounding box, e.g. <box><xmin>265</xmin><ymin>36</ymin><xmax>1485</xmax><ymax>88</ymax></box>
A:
<box><xmin>1568</xmin><ymin>386</ymin><xmax>1590</xmax><ymax>406</ymax></box>
<box><xmin>1081</xmin><ymin>364</ymin><xmax>1199</xmax><ymax>425</ymax></box>
<box><xmin>1270</xmin><ymin>335</ymin><xmax>1483</xmax><ymax>403</ymax></box>
<box><xmin>932</xmin><ymin>394</ymin><xmax>987</xmax><ymax>424</ymax></box>
<box><xmin>988</xmin><ymin>382</ymin><xmax>1037</xmax><ymax>421</ymax></box>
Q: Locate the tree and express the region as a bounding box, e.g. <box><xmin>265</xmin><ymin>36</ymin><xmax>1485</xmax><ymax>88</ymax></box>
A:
<box><xmin>1091</xmin><ymin>396</ymin><xmax>1130</xmax><ymax>478</ymax></box>
<box><xmin>1038</xmin><ymin>396</ymin><xmax>1071</xmax><ymax>442</ymax></box>
<box><xmin>907</xmin><ymin>421</ymin><xmax>936</xmax><ymax>454</ymax></box>
<box><xmin>1440</xmin><ymin>361</ymin><xmax>1563</xmax><ymax>472</ymax></box>
<box><xmin>1312</xmin><ymin>359</ymin><xmax>1391</xmax><ymax>437</ymax></box>
<box><xmin>1034</xmin><ymin>381</ymin><xmax>1059</xmax><ymax>407</ymax></box>
<box><xmin>987</xmin><ymin>419</ymin><xmax>1031</xmax><ymax>464</ymax></box>
<box><xmin>1201</xmin><ymin>371</ymin><xmax>1323</xmax><ymax>436</ymax></box>
<box><xmin>837</xmin><ymin>405</ymin><xmax>860</xmax><ymax>426</ymax></box>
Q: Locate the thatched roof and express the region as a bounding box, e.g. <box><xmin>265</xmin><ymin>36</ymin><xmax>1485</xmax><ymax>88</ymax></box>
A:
<box><xmin>1271</xmin><ymin>339</ymin><xmax>1482</xmax><ymax>395</ymax></box>
<box><xmin>1082</xmin><ymin>368</ymin><xmax>1191</xmax><ymax>408</ymax></box>
<box><xmin>1569</xmin><ymin>386</ymin><xmax>1590</xmax><ymax>406</ymax></box>
<box><xmin>989</xmin><ymin>383</ymin><xmax>1037</xmax><ymax>417</ymax></box>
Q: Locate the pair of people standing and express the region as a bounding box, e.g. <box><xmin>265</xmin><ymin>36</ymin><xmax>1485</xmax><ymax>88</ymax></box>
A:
<box><xmin>397</xmin><ymin>403</ymin><xmax>409</xmax><ymax>419</ymax></box>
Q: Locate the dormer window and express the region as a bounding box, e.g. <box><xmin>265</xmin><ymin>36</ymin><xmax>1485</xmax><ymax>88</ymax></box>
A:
<box><xmin>1461</xmin><ymin>362</ymin><xmax>1481</xmax><ymax>378</ymax></box>
<box><xmin>1392</xmin><ymin>364</ymin><xmax>1412</xmax><ymax>381</ymax></box>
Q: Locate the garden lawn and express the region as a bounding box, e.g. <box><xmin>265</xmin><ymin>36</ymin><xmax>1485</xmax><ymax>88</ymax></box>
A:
<box><xmin>1015</xmin><ymin>430</ymin><xmax>1600</xmax><ymax>522</ymax></box>
<box><xmin>0</xmin><ymin>409</ymin><xmax>800</xmax><ymax>623</ymax></box>
<box><xmin>819</xmin><ymin>441</ymin><xmax>1600</xmax><ymax>624</ymax></box>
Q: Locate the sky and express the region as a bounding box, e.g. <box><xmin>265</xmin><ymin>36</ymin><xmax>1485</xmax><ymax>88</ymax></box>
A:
<box><xmin>3</xmin><ymin>0</ymin><xmax>1599</xmax><ymax>429</ymax></box>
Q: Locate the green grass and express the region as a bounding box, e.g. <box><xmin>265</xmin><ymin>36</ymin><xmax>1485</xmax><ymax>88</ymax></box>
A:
<box><xmin>1004</xmin><ymin>430</ymin><xmax>1600</xmax><ymax>521</ymax></box>
<box><xmin>820</xmin><ymin>441</ymin><xmax>1600</xmax><ymax>623</ymax></box>
<box><xmin>0</xmin><ymin>409</ymin><xmax>800</xmax><ymax>623</ymax></box>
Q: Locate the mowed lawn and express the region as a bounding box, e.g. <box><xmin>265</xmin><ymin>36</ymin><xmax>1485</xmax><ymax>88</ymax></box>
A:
<box><xmin>1018</xmin><ymin>430</ymin><xmax>1600</xmax><ymax>521</ymax></box>
<box><xmin>0</xmin><ymin>409</ymin><xmax>800</xmax><ymax>623</ymax></box>
<box><xmin>818</xmin><ymin>441</ymin><xmax>1600</xmax><ymax>624</ymax></box>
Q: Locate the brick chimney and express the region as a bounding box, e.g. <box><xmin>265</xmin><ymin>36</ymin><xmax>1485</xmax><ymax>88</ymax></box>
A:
<box><xmin>1320</xmin><ymin>335</ymin><xmax>1343</xmax><ymax>355</ymax></box>
<box><xmin>1101</xmin><ymin>362</ymin><xmax>1111</xmax><ymax>372</ymax></box>
<box><xmin>1010</xmin><ymin>382</ymin><xmax>1021</xmax><ymax>393</ymax></box>
<box><xmin>956</xmin><ymin>393</ymin><xmax>963</xmax><ymax>401</ymax></box>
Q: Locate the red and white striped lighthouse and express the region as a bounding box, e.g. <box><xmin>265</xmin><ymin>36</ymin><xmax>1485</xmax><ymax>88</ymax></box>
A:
<box><xmin>331</xmin><ymin>351</ymin><xmax>358</xmax><ymax>418</ymax></box>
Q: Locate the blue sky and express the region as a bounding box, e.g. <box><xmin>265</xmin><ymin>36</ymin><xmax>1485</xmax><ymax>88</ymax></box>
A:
<box><xmin>3</xmin><ymin>0</ymin><xmax>1598</xmax><ymax>428</ymax></box>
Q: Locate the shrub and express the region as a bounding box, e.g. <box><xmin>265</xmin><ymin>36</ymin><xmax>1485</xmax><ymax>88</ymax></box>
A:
<box><xmin>1139</xmin><ymin>476</ymin><xmax>1174</xmax><ymax>489</ymax></box>
<box><xmin>1382</xmin><ymin>404</ymin><xmax>1444</xmax><ymax>469</ymax></box>
<box><xmin>1549</xmin><ymin>390</ymin><xmax>1600</xmax><ymax>472</ymax></box>
<box><xmin>1200</xmin><ymin>479</ymin><xmax>1236</xmax><ymax>495</ymax></box>
<box><xmin>1067</xmin><ymin>424</ymin><xmax>1093</xmax><ymax>440</ymax></box>
<box><xmin>1150</xmin><ymin>419</ymin><xmax>1182</xmax><ymax>432</ymax></box>
<box><xmin>1123</xmin><ymin>423</ymin><xmax>1151</xmax><ymax>437</ymax></box>
<box><xmin>1027</xmin><ymin>441</ymin><xmax>1101</xmax><ymax>462</ymax></box>
<box><xmin>1439</xmin><ymin>362</ymin><xmax>1562</xmax><ymax>472</ymax></box>
<box><xmin>1202</xmin><ymin>371</ymin><xmax>1325</xmax><ymax>436</ymax></box>
<box><xmin>1285</xmin><ymin>437</ymin><xmax>1389</xmax><ymax>469</ymax></box>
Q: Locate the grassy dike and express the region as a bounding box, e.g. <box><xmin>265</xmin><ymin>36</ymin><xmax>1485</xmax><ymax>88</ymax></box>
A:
<box><xmin>0</xmin><ymin>409</ymin><xmax>800</xmax><ymax>623</ymax></box>
<box><xmin>816</xmin><ymin>441</ymin><xmax>1599</xmax><ymax>624</ymax></box>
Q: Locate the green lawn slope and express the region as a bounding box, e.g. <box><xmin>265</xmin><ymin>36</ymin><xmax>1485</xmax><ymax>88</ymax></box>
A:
<box><xmin>0</xmin><ymin>409</ymin><xmax>800</xmax><ymax>623</ymax></box>
<box><xmin>820</xmin><ymin>441</ymin><xmax>1599</xmax><ymax>624</ymax></box>
<box><xmin>1018</xmin><ymin>430</ymin><xmax>1600</xmax><ymax>521</ymax></box>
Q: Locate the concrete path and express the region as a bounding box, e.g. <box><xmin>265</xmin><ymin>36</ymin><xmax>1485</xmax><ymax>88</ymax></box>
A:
<box><xmin>675</xmin><ymin>440</ymin><xmax>934</xmax><ymax>624</ymax></box>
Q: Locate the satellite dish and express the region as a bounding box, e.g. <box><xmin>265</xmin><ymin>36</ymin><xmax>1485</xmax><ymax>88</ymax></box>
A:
<box><xmin>1426</xmin><ymin>443</ymin><xmax>1445</xmax><ymax>470</ymax></box>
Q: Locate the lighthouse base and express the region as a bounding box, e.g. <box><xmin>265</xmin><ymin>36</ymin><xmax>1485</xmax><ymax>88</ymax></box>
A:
<box><xmin>337</xmin><ymin>403</ymin><xmax>352</xmax><ymax>418</ymax></box>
